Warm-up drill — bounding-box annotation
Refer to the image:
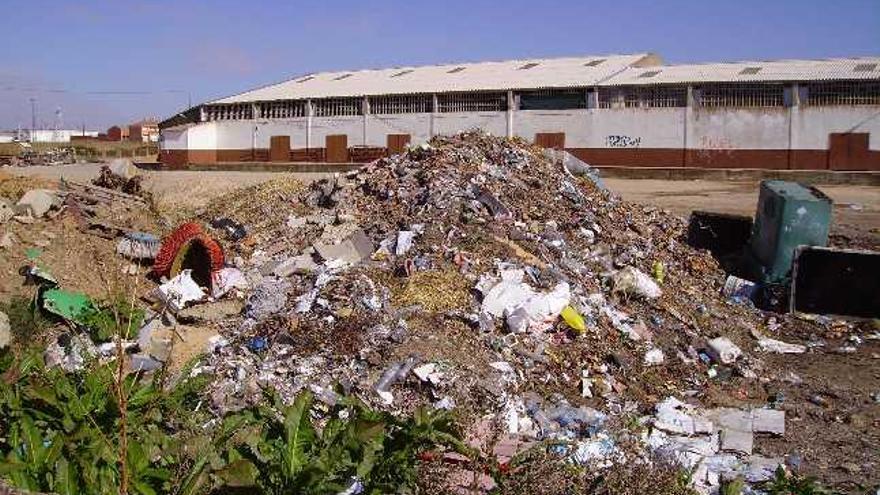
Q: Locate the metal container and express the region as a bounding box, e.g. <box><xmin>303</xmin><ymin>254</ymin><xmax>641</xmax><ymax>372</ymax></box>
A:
<box><xmin>747</xmin><ymin>180</ymin><xmax>832</xmax><ymax>283</ymax></box>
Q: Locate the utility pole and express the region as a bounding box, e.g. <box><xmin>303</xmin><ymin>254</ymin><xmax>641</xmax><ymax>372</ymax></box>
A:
<box><xmin>29</xmin><ymin>97</ymin><xmax>37</xmax><ymax>141</ymax></box>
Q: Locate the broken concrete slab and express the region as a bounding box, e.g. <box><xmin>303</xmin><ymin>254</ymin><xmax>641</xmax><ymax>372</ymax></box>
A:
<box><xmin>131</xmin><ymin>353</ymin><xmax>162</xmax><ymax>372</ymax></box>
<box><xmin>758</xmin><ymin>337</ymin><xmax>806</xmax><ymax>354</ymax></box>
<box><xmin>477</xmin><ymin>187</ymin><xmax>511</xmax><ymax>220</ymax></box>
<box><xmin>15</xmin><ymin>189</ymin><xmax>58</xmax><ymax>218</ymax></box>
<box><xmin>751</xmin><ymin>409</ymin><xmax>785</xmax><ymax>435</ymax></box>
<box><xmin>274</xmin><ymin>253</ymin><xmax>318</xmax><ymax>277</ymax></box>
<box><xmin>313</xmin><ymin>229</ymin><xmax>374</xmax><ymax>265</ymax></box>
<box><xmin>720</xmin><ymin>427</ymin><xmax>753</xmax><ymax>454</ymax></box>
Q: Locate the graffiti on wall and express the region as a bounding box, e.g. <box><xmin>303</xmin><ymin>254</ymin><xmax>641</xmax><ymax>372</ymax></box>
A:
<box><xmin>699</xmin><ymin>135</ymin><xmax>734</xmax><ymax>149</ymax></box>
<box><xmin>605</xmin><ymin>135</ymin><xmax>642</xmax><ymax>147</ymax></box>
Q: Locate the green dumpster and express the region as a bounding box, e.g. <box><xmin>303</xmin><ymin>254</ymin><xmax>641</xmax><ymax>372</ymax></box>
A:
<box><xmin>748</xmin><ymin>180</ymin><xmax>832</xmax><ymax>283</ymax></box>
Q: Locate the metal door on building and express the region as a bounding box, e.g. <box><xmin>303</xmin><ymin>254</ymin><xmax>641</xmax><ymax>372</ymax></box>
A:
<box><xmin>387</xmin><ymin>134</ymin><xmax>411</xmax><ymax>155</ymax></box>
<box><xmin>269</xmin><ymin>135</ymin><xmax>290</xmax><ymax>162</ymax></box>
<box><xmin>828</xmin><ymin>133</ymin><xmax>869</xmax><ymax>170</ymax></box>
<box><xmin>326</xmin><ymin>134</ymin><xmax>349</xmax><ymax>163</ymax></box>
<box><xmin>535</xmin><ymin>132</ymin><xmax>566</xmax><ymax>150</ymax></box>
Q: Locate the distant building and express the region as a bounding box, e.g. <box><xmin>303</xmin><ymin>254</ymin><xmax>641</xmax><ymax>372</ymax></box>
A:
<box><xmin>21</xmin><ymin>129</ymin><xmax>99</xmax><ymax>143</ymax></box>
<box><xmin>159</xmin><ymin>53</ymin><xmax>880</xmax><ymax>170</ymax></box>
<box><xmin>105</xmin><ymin>126</ymin><xmax>127</xmax><ymax>141</ymax></box>
<box><xmin>129</xmin><ymin>118</ymin><xmax>159</xmax><ymax>143</ymax></box>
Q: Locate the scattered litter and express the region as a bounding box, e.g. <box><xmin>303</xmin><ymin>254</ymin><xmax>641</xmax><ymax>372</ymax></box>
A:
<box><xmin>116</xmin><ymin>231</ymin><xmax>160</xmax><ymax>260</ymax></box>
<box><xmin>612</xmin><ymin>266</ymin><xmax>662</xmax><ymax>299</ymax></box>
<box><xmin>757</xmin><ymin>337</ymin><xmax>806</xmax><ymax>354</ymax></box>
<box><xmin>150</xmin><ymin>270</ymin><xmax>206</xmax><ymax>311</ymax></box>
<box><xmin>707</xmin><ymin>337</ymin><xmax>742</xmax><ymax>364</ymax></box>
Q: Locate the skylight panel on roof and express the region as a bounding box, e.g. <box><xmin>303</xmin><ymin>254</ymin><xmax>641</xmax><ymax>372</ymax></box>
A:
<box><xmin>853</xmin><ymin>63</ymin><xmax>877</xmax><ymax>72</ymax></box>
<box><xmin>391</xmin><ymin>69</ymin><xmax>414</xmax><ymax>78</ymax></box>
<box><xmin>333</xmin><ymin>74</ymin><xmax>353</xmax><ymax>81</ymax></box>
<box><xmin>739</xmin><ymin>67</ymin><xmax>762</xmax><ymax>75</ymax></box>
<box><xmin>584</xmin><ymin>59</ymin><xmax>606</xmax><ymax>67</ymax></box>
<box><xmin>639</xmin><ymin>70</ymin><xmax>661</xmax><ymax>78</ymax></box>
<box><xmin>296</xmin><ymin>76</ymin><xmax>314</xmax><ymax>83</ymax></box>
<box><xmin>518</xmin><ymin>62</ymin><xmax>540</xmax><ymax>70</ymax></box>
<box><xmin>447</xmin><ymin>66</ymin><xmax>466</xmax><ymax>73</ymax></box>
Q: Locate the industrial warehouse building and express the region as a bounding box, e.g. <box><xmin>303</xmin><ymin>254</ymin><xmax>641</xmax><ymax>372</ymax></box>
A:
<box><xmin>158</xmin><ymin>53</ymin><xmax>880</xmax><ymax>170</ymax></box>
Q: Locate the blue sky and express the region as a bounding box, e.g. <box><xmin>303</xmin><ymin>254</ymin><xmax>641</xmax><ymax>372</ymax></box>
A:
<box><xmin>1</xmin><ymin>0</ymin><xmax>878</xmax><ymax>130</ymax></box>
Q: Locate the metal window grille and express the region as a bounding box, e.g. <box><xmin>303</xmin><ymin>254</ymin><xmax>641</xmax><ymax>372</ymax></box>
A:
<box><xmin>259</xmin><ymin>100</ymin><xmax>307</xmax><ymax>119</ymax></box>
<box><xmin>370</xmin><ymin>94</ymin><xmax>433</xmax><ymax>114</ymax></box>
<box><xmin>437</xmin><ymin>92</ymin><xmax>508</xmax><ymax>112</ymax></box>
<box><xmin>597</xmin><ymin>86</ymin><xmax>687</xmax><ymax>108</ymax></box>
<box><xmin>205</xmin><ymin>104</ymin><xmax>253</xmax><ymax>121</ymax></box>
<box><xmin>697</xmin><ymin>84</ymin><xmax>784</xmax><ymax>107</ymax></box>
<box><xmin>804</xmin><ymin>81</ymin><xmax>880</xmax><ymax>105</ymax></box>
<box><xmin>313</xmin><ymin>97</ymin><xmax>362</xmax><ymax>117</ymax></box>
<box><xmin>519</xmin><ymin>89</ymin><xmax>587</xmax><ymax>110</ymax></box>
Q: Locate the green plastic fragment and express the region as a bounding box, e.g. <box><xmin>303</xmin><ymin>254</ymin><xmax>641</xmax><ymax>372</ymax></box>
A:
<box><xmin>41</xmin><ymin>288</ymin><xmax>95</xmax><ymax>323</ymax></box>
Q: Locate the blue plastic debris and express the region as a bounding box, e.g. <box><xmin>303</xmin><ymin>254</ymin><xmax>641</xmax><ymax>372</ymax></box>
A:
<box><xmin>248</xmin><ymin>336</ymin><xmax>268</xmax><ymax>353</ymax></box>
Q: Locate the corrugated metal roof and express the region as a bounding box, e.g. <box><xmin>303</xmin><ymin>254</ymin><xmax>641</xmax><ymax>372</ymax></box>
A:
<box><xmin>211</xmin><ymin>54</ymin><xmax>656</xmax><ymax>103</ymax></box>
<box><xmin>606</xmin><ymin>57</ymin><xmax>880</xmax><ymax>85</ymax></box>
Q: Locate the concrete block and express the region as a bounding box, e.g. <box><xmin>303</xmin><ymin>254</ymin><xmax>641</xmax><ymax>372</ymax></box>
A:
<box><xmin>751</xmin><ymin>409</ymin><xmax>785</xmax><ymax>435</ymax></box>
<box><xmin>15</xmin><ymin>189</ymin><xmax>57</xmax><ymax>218</ymax></box>
<box><xmin>314</xmin><ymin>229</ymin><xmax>374</xmax><ymax>265</ymax></box>
<box><xmin>720</xmin><ymin>427</ymin><xmax>753</xmax><ymax>454</ymax></box>
<box><xmin>274</xmin><ymin>253</ymin><xmax>318</xmax><ymax>277</ymax></box>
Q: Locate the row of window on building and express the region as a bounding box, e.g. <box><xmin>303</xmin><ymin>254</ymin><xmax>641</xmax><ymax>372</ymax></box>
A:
<box><xmin>202</xmin><ymin>81</ymin><xmax>880</xmax><ymax>121</ymax></box>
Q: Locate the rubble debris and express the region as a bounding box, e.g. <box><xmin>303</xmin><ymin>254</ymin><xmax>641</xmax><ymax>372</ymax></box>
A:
<box><xmin>116</xmin><ymin>231</ymin><xmax>160</xmax><ymax>260</ymax></box>
<box><xmin>44</xmin><ymin>334</ymin><xmax>97</xmax><ymax>372</ymax></box>
<box><xmin>210</xmin><ymin>217</ymin><xmax>247</xmax><ymax>241</ymax></box>
<box><xmin>150</xmin><ymin>270</ymin><xmax>206</xmax><ymax>311</ymax></box>
<box><xmin>92</xmin><ymin>164</ymin><xmax>144</xmax><ymax>195</ymax></box>
<box><xmin>612</xmin><ymin>266</ymin><xmax>662</xmax><ymax>299</ymax></box>
<box><xmin>15</xmin><ymin>189</ymin><xmax>59</xmax><ymax>218</ymax></box>
<box><xmin>757</xmin><ymin>337</ymin><xmax>806</xmax><ymax>354</ymax></box>
<box><xmin>478</xmin><ymin>268</ymin><xmax>570</xmax><ymax>334</ymax></box>
<box><xmin>721</xmin><ymin>275</ymin><xmax>758</xmax><ymax>302</ymax></box>
<box><xmin>313</xmin><ymin>229</ymin><xmax>374</xmax><ymax>265</ymax></box>
<box><xmin>707</xmin><ymin>337</ymin><xmax>742</xmax><ymax>364</ymax></box>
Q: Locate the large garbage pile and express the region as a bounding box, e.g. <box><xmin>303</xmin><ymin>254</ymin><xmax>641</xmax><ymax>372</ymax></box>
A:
<box><xmin>4</xmin><ymin>132</ymin><xmax>873</xmax><ymax>493</ymax></box>
<box><xmin>183</xmin><ymin>131</ymin><xmax>847</xmax><ymax>492</ymax></box>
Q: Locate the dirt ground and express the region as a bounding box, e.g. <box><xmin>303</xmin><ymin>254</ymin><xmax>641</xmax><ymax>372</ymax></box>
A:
<box><xmin>3</xmin><ymin>163</ymin><xmax>879</xmax><ymax>491</ymax></box>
